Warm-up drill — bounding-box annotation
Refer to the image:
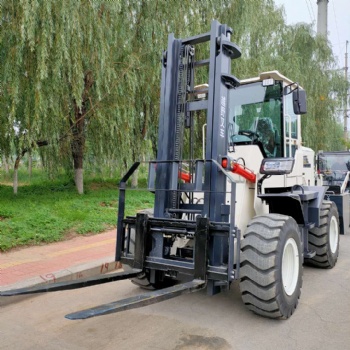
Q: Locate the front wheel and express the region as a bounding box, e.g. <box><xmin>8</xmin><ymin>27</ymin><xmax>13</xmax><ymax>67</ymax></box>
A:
<box><xmin>239</xmin><ymin>214</ymin><xmax>303</xmax><ymax>319</ymax></box>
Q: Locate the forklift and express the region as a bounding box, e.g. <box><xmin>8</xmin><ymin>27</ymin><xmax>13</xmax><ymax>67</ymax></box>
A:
<box><xmin>1</xmin><ymin>20</ymin><xmax>341</xmax><ymax>320</ymax></box>
<box><xmin>316</xmin><ymin>150</ymin><xmax>350</xmax><ymax>235</ymax></box>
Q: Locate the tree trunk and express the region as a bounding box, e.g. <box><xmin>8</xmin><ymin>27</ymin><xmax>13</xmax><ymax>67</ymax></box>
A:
<box><xmin>74</xmin><ymin>167</ymin><xmax>84</xmax><ymax>194</ymax></box>
<box><xmin>13</xmin><ymin>157</ymin><xmax>20</xmax><ymax>195</ymax></box>
<box><xmin>70</xmin><ymin>116</ymin><xmax>85</xmax><ymax>194</ymax></box>
<box><xmin>28</xmin><ymin>151</ymin><xmax>32</xmax><ymax>179</ymax></box>
<box><xmin>131</xmin><ymin>169</ymin><xmax>138</xmax><ymax>188</ymax></box>
<box><xmin>70</xmin><ymin>71</ymin><xmax>93</xmax><ymax>194</ymax></box>
<box><xmin>13</xmin><ymin>147</ymin><xmax>29</xmax><ymax>194</ymax></box>
<box><xmin>131</xmin><ymin>148</ymin><xmax>139</xmax><ymax>188</ymax></box>
<box><xmin>2</xmin><ymin>155</ymin><xmax>9</xmax><ymax>174</ymax></box>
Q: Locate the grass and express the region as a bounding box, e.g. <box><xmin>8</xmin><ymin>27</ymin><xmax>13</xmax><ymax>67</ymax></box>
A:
<box><xmin>0</xmin><ymin>170</ymin><xmax>154</xmax><ymax>252</ymax></box>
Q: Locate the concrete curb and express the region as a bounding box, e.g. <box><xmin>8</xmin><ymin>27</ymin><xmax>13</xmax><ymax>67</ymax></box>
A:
<box><xmin>1</xmin><ymin>256</ymin><xmax>119</xmax><ymax>290</ymax></box>
<box><xmin>0</xmin><ymin>256</ymin><xmax>124</xmax><ymax>306</ymax></box>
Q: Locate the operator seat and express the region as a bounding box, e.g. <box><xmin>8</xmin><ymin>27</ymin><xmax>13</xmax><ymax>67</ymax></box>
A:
<box><xmin>256</xmin><ymin>117</ymin><xmax>277</xmax><ymax>157</ymax></box>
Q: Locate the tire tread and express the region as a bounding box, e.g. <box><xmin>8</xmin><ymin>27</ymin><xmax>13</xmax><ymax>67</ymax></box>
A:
<box><xmin>239</xmin><ymin>214</ymin><xmax>302</xmax><ymax>319</ymax></box>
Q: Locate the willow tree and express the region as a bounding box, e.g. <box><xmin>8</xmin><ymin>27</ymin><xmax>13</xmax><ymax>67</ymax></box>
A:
<box><xmin>116</xmin><ymin>0</ymin><xmax>346</xmax><ymax>162</ymax></box>
<box><xmin>1</xmin><ymin>0</ymin><xmax>346</xmax><ymax>195</ymax></box>
<box><xmin>271</xmin><ymin>23</ymin><xmax>345</xmax><ymax>151</ymax></box>
<box><xmin>108</xmin><ymin>0</ymin><xmax>226</xmax><ymax>180</ymax></box>
<box><xmin>0</xmin><ymin>0</ymin><xmax>226</xmax><ymax>192</ymax></box>
<box><xmin>0</xmin><ymin>1</ymin><xmax>128</xmax><ymax>193</ymax></box>
<box><xmin>117</xmin><ymin>0</ymin><xmax>346</xmax><ymax>165</ymax></box>
<box><xmin>220</xmin><ymin>0</ymin><xmax>346</xmax><ymax>152</ymax></box>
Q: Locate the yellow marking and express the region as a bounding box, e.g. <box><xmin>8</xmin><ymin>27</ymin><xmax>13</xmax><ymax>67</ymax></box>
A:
<box><xmin>47</xmin><ymin>238</ymin><xmax>115</xmax><ymax>257</ymax></box>
<box><xmin>0</xmin><ymin>260</ymin><xmax>33</xmax><ymax>269</ymax></box>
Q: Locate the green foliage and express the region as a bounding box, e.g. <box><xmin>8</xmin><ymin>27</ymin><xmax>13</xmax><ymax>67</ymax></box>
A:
<box><xmin>0</xmin><ymin>0</ymin><xmax>347</xmax><ymax>187</ymax></box>
<box><xmin>273</xmin><ymin>24</ymin><xmax>345</xmax><ymax>151</ymax></box>
<box><xmin>0</xmin><ymin>176</ymin><xmax>154</xmax><ymax>251</ymax></box>
<box><xmin>1</xmin><ymin>1</ymin><xmax>125</xmax><ymax>183</ymax></box>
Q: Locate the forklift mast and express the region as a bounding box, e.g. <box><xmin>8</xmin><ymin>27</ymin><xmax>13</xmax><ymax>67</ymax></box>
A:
<box><xmin>116</xmin><ymin>20</ymin><xmax>241</xmax><ymax>295</ymax></box>
<box><xmin>154</xmin><ymin>20</ymin><xmax>240</xmax><ymax>220</ymax></box>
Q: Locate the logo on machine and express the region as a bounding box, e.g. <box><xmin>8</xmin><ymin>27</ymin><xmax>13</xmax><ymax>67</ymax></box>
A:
<box><xmin>303</xmin><ymin>155</ymin><xmax>311</xmax><ymax>168</ymax></box>
<box><xmin>220</xmin><ymin>95</ymin><xmax>226</xmax><ymax>138</ymax></box>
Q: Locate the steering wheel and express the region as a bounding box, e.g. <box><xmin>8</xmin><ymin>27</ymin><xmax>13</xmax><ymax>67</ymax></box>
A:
<box><xmin>238</xmin><ymin>130</ymin><xmax>260</xmax><ymax>142</ymax></box>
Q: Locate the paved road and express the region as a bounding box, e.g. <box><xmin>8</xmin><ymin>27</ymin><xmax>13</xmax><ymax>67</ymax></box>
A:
<box><xmin>1</xmin><ymin>235</ymin><xmax>350</xmax><ymax>350</ymax></box>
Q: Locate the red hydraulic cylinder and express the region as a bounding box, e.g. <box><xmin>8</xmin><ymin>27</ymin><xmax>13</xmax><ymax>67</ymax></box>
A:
<box><xmin>221</xmin><ymin>157</ymin><xmax>256</xmax><ymax>183</ymax></box>
<box><xmin>179</xmin><ymin>171</ymin><xmax>191</xmax><ymax>183</ymax></box>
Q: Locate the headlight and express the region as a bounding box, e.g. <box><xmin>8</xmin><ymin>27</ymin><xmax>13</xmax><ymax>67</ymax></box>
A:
<box><xmin>260</xmin><ymin>158</ymin><xmax>294</xmax><ymax>175</ymax></box>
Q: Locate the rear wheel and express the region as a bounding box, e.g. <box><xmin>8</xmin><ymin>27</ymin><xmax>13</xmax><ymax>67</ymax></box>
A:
<box><xmin>307</xmin><ymin>201</ymin><xmax>339</xmax><ymax>268</ymax></box>
<box><xmin>239</xmin><ymin>214</ymin><xmax>302</xmax><ymax>319</ymax></box>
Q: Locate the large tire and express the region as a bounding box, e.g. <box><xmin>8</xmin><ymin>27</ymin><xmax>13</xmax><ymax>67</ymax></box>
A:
<box><xmin>307</xmin><ymin>201</ymin><xmax>339</xmax><ymax>268</ymax></box>
<box><xmin>239</xmin><ymin>214</ymin><xmax>303</xmax><ymax>319</ymax></box>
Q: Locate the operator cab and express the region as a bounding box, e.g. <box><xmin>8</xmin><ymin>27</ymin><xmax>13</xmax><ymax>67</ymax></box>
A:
<box><xmin>317</xmin><ymin>151</ymin><xmax>350</xmax><ymax>193</ymax></box>
<box><xmin>228</xmin><ymin>71</ymin><xmax>307</xmax><ymax>159</ymax></box>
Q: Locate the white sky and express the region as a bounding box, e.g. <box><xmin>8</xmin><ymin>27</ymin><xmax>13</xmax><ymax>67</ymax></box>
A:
<box><xmin>274</xmin><ymin>0</ymin><xmax>349</xmax><ymax>68</ymax></box>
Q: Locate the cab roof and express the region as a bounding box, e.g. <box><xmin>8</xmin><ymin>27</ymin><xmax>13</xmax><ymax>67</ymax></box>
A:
<box><xmin>240</xmin><ymin>70</ymin><xmax>300</xmax><ymax>88</ymax></box>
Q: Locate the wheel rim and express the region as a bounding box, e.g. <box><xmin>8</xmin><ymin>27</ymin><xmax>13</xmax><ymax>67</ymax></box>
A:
<box><xmin>282</xmin><ymin>238</ymin><xmax>299</xmax><ymax>296</ymax></box>
<box><xmin>329</xmin><ymin>216</ymin><xmax>339</xmax><ymax>254</ymax></box>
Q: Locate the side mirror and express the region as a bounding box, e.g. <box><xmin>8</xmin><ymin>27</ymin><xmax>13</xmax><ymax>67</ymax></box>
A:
<box><xmin>293</xmin><ymin>88</ymin><xmax>307</xmax><ymax>115</ymax></box>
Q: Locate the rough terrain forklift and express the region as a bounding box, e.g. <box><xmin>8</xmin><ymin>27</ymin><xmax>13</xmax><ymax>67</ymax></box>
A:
<box><xmin>1</xmin><ymin>20</ymin><xmax>342</xmax><ymax>320</ymax></box>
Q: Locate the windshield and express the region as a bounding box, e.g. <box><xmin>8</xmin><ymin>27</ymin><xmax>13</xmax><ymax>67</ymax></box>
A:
<box><xmin>318</xmin><ymin>153</ymin><xmax>350</xmax><ymax>176</ymax></box>
<box><xmin>228</xmin><ymin>82</ymin><xmax>283</xmax><ymax>157</ymax></box>
<box><xmin>318</xmin><ymin>153</ymin><xmax>350</xmax><ymax>190</ymax></box>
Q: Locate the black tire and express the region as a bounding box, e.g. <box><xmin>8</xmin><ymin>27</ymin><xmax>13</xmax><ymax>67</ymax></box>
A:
<box><xmin>131</xmin><ymin>270</ymin><xmax>176</xmax><ymax>290</ymax></box>
<box><xmin>307</xmin><ymin>201</ymin><xmax>339</xmax><ymax>268</ymax></box>
<box><xmin>239</xmin><ymin>214</ymin><xmax>303</xmax><ymax>319</ymax></box>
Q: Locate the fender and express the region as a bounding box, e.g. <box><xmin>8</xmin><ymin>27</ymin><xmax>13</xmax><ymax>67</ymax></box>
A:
<box><xmin>258</xmin><ymin>186</ymin><xmax>327</xmax><ymax>227</ymax></box>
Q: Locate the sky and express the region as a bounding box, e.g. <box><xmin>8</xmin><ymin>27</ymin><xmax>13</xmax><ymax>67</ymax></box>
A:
<box><xmin>274</xmin><ymin>0</ymin><xmax>349</xmax><ymax>68</ymax></box>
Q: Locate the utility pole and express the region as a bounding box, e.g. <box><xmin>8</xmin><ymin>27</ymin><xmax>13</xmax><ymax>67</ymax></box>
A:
<box><xmin>344</xmin><ymin>41</ymin><xmax>349</xmax><ymax>142</ymax></box>
<box><xmin>317</xmin><ymin>0</ymin><xmax>328</xmax><ymax>37</ymax></box>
